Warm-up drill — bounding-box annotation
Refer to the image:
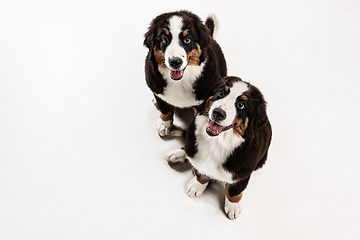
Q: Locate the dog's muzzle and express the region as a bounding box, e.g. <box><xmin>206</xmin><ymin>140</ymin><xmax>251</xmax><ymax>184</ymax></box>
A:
<box><xmin>168</xmin><ymin>57</ymin><xmax>185</xmax><ymax>80</ymax></box>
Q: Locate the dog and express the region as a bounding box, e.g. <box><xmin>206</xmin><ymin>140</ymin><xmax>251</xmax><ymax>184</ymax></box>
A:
<box><xmin>144</xmin><ymin>10</ymin><xmax>227</xmax><ymax>136</ymax></box>
<box><xmin>165</xmin><ymin>76</ymin><xmax>272</xmax><ymax>219</ymax></box>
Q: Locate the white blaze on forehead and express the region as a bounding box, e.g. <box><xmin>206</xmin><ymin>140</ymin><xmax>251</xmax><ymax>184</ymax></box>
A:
<box><xmin>168</xmin><ymin>15</ymin><xmax>183</xmax><ymax>38</ymax></box>
<box><xmin>165</xmin><ymin>15</ymin><xmax>187</xmax><ymax>70</ymax></box>
<box><xmin>209</xmin><ymin>81</ymin><xmax>249</xmax><ymax>126</ymax></box>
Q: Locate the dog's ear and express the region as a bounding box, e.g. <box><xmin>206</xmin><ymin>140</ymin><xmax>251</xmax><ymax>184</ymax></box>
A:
<box><xmin>196</xmin><ymin>23</ymin><xmax>211</xmax><ymax>49</ymax></box>
<box><xmin>144</xmin><ymin>26</ymin><xmax>155</xmax><ymax>49</ymax></box>
<box><xmin>244</xmin><ymin>86</ymin><xmax>268</xmax><ymax>138</ymax></box>
<box><xmin>144</xmin><ymin>23</ymin><xmax>159</xmax><ymax>61</ymax></box>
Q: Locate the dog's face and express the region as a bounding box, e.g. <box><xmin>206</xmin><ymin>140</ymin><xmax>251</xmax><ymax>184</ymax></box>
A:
<box><xmin>203</xmin><ymin>77</ymin><xmax>267</xmax><ymax>138</ymax></box>
<box><xmin>144</xmin><ymin>11</ymin><xmax>210</xmax><ymax>81</ymax></box>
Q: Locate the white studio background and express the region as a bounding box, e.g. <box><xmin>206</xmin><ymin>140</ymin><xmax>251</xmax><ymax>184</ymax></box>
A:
<box><xmin>1</xmin><ymin>0</ymin><xmax>360</xmax><ymax>239</ymax></box>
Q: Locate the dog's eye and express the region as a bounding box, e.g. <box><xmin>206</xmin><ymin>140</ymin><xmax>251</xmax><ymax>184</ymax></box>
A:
<box><xmin>217</xmin><ymin>89</ymin><xmax>224</xmax><ymax>98</ymax></box>
<box><xmin>237</xmin><ymin>102</ymin><xmax>245</xmax><ymax>110</ymax></box>
<box><xmin>184</xmin><ymin>36</ymin><xmax>191</xmax><ymax>44</ymax></box>
<box><xmin>161</xmin><ymin>36</ymin><xmax>169</xmax><ymax>45</ymax></box>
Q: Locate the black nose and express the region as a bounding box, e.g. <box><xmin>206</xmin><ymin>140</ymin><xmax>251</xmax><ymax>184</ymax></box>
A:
<box><xmin>212</xmin><ymin>108</ymin><xmax>226</xmax><ymax>122</ymax></box>
<box><xmin>169</xmin><ymin>57</ymin><xmax>183</xmax><ymax>69</ymax></box>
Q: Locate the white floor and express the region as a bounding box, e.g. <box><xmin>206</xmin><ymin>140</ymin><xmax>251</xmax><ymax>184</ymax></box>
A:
<box><xmin>1</xmin><ymin>0</ymin><xmax>360</xmax><ymax>239</ymax></box>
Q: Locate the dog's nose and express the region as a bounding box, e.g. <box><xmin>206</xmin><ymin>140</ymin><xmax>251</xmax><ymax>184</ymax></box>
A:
<box><xmin>212</xmin><ymin>108</ymin><xmax>226</xmax><ymax>122</ymax></box>
<box><xmin>169</xmin><ymin>57</ymin><xmax>183</xmax><ymax>69</ymax></box>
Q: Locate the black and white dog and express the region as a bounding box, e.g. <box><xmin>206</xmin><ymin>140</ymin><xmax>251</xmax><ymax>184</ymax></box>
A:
<box><xmin>165</xmin><ymin>76</ymin><xmax>272</xmax><ymax>219</ymax></box>
<box><xmin>144</xmin><ymin>11</ymin><xmax>227</xmax><ymax>136</ymax></box>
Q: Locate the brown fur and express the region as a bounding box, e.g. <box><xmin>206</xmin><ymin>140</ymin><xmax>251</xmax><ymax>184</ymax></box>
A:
<box><xmin>204</xmin><ymin>96</ymin><xmax>213</xmax><ymax>112</ymax></box>
<box><xmin>239</xmin><ymin>95</ymin><xmax>247</xmax><ymax>101</ymax></box>
<box><xmin>196</xmin><ymin>175</ymin><xmax>210</xmax><ymax>185</ymax></box>
<box><xmin>192</xmin><ymin>107</ymin><xmax>198</xmax><ymax>117</ymax></box>
<box><xmin>233</xmin><ymin>117</ymin><xmax>249</xmax><ymax>137</ymax></box>
<box><xmin>187</xmin><ymin>43</ymin><xmax>202</xmax><ymax>66</ymax></box>
<box><xmin>225</xmin><ymin>184</ymin><xmax>243</xmax><ymax>203</ymax></box>
<box><xmin>153</xmin><ymin>46</ymin><xmax>165</xmax><ymax>67</ymax></box>
<box><xmin>160</xmin><ymin>107</ymin><xmax>174</xmax><ymax>121</ymax></box>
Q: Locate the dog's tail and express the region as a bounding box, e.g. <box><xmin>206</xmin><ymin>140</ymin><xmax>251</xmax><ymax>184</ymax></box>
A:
<box><xmin>169</xmin><ymin>128</ymin><xmax>186</xmax><ymax>138</ymax></box>
<box><xmin>205</xmin><ymin>13</ymin><xmax>218</xmax><ymax>37</ymax></box>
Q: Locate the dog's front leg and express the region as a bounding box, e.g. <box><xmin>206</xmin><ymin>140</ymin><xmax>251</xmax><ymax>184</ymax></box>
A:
<box><xmin>153</xmin><ymin>95</ymin><xmax>174</xmax><ymax>137</ymax></box>
<box><xmin>224</xmin><ymin>177</ymin><xmax>250</xmax><ymax>220</ymax></box>
<box><xmin>187</xmin><ymin>169</ymin><xmax>210</xmax><ymax>197</ymax></box>
<box><xmin>165</xmin><ymin>147</ymin><xmax>186</xmax><ymax>163</ymax></box>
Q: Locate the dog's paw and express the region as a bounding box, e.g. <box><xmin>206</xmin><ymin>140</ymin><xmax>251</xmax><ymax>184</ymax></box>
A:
<box><xmin>156</xmin><ymin>118</ymin><xmax>172</xmax><ymax>136</ymax></box>
<box><xmin>224</xmin><ymin>197</ymin><xmax>243</xmax><ymax>220</ymax></box>
<box><xmin>187</xmin><ymin>176</ymin><xmax>209</xmax><ymax>197</ymax></box>
<box><xmin>165</xmin><ymin>148</ymin><xmax>186</xmax><ymax>163</ymax></box>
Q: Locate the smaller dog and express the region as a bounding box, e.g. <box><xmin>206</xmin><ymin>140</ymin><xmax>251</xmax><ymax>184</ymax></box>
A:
<box><xmin>165</xmin><ymin>76</ymin><xmax>272</xmax><ymax>219</ymax></box>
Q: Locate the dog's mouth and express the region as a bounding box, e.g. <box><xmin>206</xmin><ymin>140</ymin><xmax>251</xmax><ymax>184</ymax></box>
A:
<box><xmin>170</xmin><ymin>70</ymin><xmax>184</xmax><ymax>80</ymax></box>
<box><xmin>206</xmin><ymin>120</ymin><xmax>236</xmax><ymax>137</ymax></box>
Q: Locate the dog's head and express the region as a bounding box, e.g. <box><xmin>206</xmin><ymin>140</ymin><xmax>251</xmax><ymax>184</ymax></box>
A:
<box><xmin>144</xmin><ymin>11</ymin><xmax>211</xmax><ymax>81</ymax></box>
<box><xmin>200</xmin><ymin>76</ymin><xmax>268</xmax><ymax>138</ymax></box>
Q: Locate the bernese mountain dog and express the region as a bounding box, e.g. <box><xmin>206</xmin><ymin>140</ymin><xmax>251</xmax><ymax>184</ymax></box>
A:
<box><xmin>144</xmin><ymin>10</ymin><xmax>227</xmax><ymax>136</ymax></box>
<box><xmin>165</xmin><ymin>76</ymin><xmax>272</xmax><ymax>219</ymax></box>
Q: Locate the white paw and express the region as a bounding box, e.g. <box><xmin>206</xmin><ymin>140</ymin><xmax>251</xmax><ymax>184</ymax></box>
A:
<box><xmin>156</xmin><ymin>118</ymin><xmax>172</xmax><ymax>136</ymax></box>
<box><xmin>165</xmin><ymin>149</ymin><xmax>186</xmax><ymax>163</ymax></box>
<box><xmin>187</xmin><ymin>176</ymin><xmax>209</xmax><ymax>197</ymax></box>
<box><xmin>224</xmin><ymin>197</ymin><xmax>243</xmax><ymax>220</ymax></box>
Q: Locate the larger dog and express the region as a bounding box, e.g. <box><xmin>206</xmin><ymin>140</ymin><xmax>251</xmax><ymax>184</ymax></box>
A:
<box><xmin>144</xmin><ymin>11</ymin><xmax>227</xmax><ymax>136</ymax></box>
<box><xmin>165</xmin><ymin>76</ymin><xmax>272</xmax><ymax>219</ymax></box>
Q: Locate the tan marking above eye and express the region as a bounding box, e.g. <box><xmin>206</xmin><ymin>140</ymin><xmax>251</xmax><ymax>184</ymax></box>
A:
<box><xmin>163</xmin><ymin>28</ymin><xmax>169</xmax><ymax>35</ymax></box>
<box><xmin>240</xmin><ymin>95</ymin><xmax>248</xmax><ymax>101</ymax></box>
<box><xmin>182</xmin><ymin>29</ymin><xmax>189</xmax><ymax>37</ymax></box>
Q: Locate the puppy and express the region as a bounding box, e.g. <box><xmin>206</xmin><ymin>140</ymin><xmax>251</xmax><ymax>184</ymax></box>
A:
<box><xmin>144</xmin><ymin>10</ymin><xmax>227</xmax><ymax>136</ymax></box>
<box><xmin>165</xmin><ymin>76</ymin><xmax>272</xmax><ymax>219</ymax></box>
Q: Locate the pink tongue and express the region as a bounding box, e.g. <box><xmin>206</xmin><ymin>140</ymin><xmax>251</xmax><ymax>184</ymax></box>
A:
<box><xmin>170</xmin><ymin>70</ymin><xmax>184</xmax><ymax>80</ymax></box>
<box><xmin>207</xmin><ymin>120</ymin><xmax>225</xmax><ymax>134</ymax></box>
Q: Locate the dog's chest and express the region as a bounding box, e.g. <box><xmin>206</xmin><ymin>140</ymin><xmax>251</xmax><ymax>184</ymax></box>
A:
<box><xmin>157</xmin><ymin>64</ymin><xmax>205</xmax><ymax>108</ymax></box>
<box><xmin>188</xmin><ymin>116</ymin><xmax>245</xmax><ymax>183</ymax></box>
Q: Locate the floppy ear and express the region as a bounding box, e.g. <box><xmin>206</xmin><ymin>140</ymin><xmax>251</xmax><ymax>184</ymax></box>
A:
<box><xmin>144</xmin><ymin>26</ymin><xmax>155</xmax><ymax>49</ymax></box>
<box><xmin>196</xmin><ymin>23</ymin><xmax>211</xmax><ymax>49</ymax></box>
<box><xmin>244</xmin><ymin>86</ymin><xmax>268</xmax><ymax>138</ymax></box>
<box><xmin>144</xmin><ymin>23</ymin><xmax>158</xmax><ymax>61</ymax></box>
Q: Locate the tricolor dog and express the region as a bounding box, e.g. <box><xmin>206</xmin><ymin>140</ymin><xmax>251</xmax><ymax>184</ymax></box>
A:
<box><xmin>144</xmin><ymin>11</ymin><xmax>227</xmax><ymax>136</ymax></box>
<box><xmin>165</xmin><ymin>76</ymin><xmax>272</xmax><ymax>219</ymax></box>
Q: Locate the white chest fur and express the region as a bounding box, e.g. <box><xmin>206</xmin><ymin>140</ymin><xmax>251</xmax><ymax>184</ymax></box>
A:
<box><xmin>157</xmin><ymin>62</ymin><xmax>206</xmax><ymax>108</ymax></box>
<box><xmin>188</xmin><ymin>115</ymin><xmax>245</xmax><ymax>183</ymax></box>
